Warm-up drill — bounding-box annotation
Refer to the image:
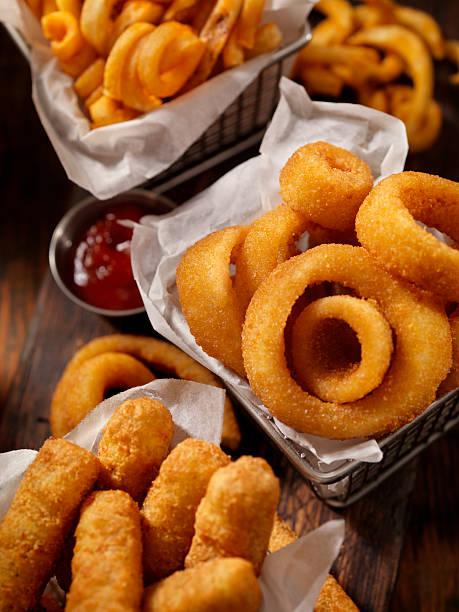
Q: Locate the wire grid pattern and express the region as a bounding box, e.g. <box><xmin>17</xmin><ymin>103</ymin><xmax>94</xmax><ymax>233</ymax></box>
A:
<box><xmin>310</xmin><ymin>389</ymin><xmax>459</xmax><ymax>507</ymax></box>
<box><xmin>147</xmin><ymin>60</ymin><xmax>283</xmax><ymax>189</ymax></box>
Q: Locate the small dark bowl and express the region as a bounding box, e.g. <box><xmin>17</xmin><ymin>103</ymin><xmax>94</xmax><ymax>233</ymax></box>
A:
<box><xmin>49</xmin><ymin>189</ymin><xmax>175</xmax><ymax>317</ymax></box>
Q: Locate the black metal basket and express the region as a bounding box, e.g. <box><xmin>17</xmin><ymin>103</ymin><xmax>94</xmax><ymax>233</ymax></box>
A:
<box><xmin>227</xmin><ymin>384</ymin><xmax>459</xmax><ymax>507</ymax></box>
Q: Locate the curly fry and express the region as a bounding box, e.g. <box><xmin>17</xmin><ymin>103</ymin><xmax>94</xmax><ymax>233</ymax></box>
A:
<box><xmin>236</xmin><ymin>0</ymin><xmax>264</xmax><ymax>49</ymax></box>
<box><xmin>41</xmin><ymin>10</ymin><xmax>84</xmax><ymax>60</ymax></box>
<box><xmin>80</xmin><ymin>0</ymin><xmax>120</xmax><ymax>55</ymax></box>
<box><xmin>245</xmin><ymin>22</ymin><xmax>282</xmax><ymax>59</ymax></box>
<box><xmin>108</xmin><ymin>0</ymin><xmax>164</xmax><ymax>51</ymax></box>
<box><xmin>104</xmin><ymin>22</ymin><xmax>156</xmax><ymax>101</ymax></box>
<box><xmin>137</xmin><ymin>22</ymin><xmax>205</xmax><ymax>98</ymax></box>
<box><xmin>314</xmin><ymin>0</ymin><xmax>354</xmax><ymax>43</ymax></box>
<box><xmin>392</xmin><ymin>4</ymin><xmax>444</xmax><ymax>60</ymax></box>
<box><xmin>58</xmin><ymin>40</ymin><xmax>97</xmax><ymax>76</ymax></box>
<box><xmin>185</xmin><ymin>0</ymin><xmax>243</xmax><ymax>90</ymax></box>
<box><xmin>348</xmin><ymin>25</ymin><xmax>434</xmax><ymax>134</ymax></box>
<box><xmin>74</xmin><ymin>57</ymin><xmax>105</xmax><ymax>99</ymax></box>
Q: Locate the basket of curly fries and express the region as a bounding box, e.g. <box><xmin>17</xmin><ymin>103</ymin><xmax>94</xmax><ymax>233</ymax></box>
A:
<box><xmin>0</xmin><ymin>0</ymin><xmax>313</xmax><ymax>198</ymax></box>
<box><xmin>292</xmin><ymin>0</ymin><xmax>459</xmax><ymax>154</ymax></box>
<box><xmin>128</xmin><ymin>77</ymin><xmax>459</xmax><ymax>506</ymax></box>
<box><xmin>0</xmin><ymin>378</ymin><xmax>351</xmax><ymax>611</ymax></box>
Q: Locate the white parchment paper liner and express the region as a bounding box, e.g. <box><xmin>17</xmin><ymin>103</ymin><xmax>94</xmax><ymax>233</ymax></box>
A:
<box><xmin>131</xmin><ymin>77</ymin><xmax>410</xmax><ymax>472</ymax></box>
<box><xmin>0</xmin><ymin>377</ymin><xmax>345</xmax><ymax>612</ymax></box>
<box><xmin>0</xmin><ymin>0</ymin><xmax>314</xmax><ymax>199</ymax></box>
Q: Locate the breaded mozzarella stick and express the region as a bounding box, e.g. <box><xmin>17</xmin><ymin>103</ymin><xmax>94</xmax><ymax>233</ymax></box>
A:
<box><xmin>141</xmin><ymin>438</ymin><xmax>230</xmax><ymax>582</ymax></box>
<box><xmin>0</xmin><ymin>438</ymin><xmax>100</xmax><ymax>612</ymax></box>
<box><xmin>185</xmin><ymin>455</ymin><xmax>279</xmax><ymax>574</ymax></box>
<box><xmin>142</xmin><ymin>557</ymin><xmax>262</xmax><ymax>612</ymax></box>
<box><xmin>66</xmin><ymin>490</ymin><xmax>143</xmax><ymax>612</ymax></box>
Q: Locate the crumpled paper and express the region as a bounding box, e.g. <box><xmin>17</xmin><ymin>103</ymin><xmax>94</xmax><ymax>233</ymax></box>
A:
<box><xmin>0</xmin><ymin>377</ymin><xmax>345</xmax><ymax>612</ymax></box>
<box><xmin>130</xmin><ymin>77</ymin><xmax>409</xmax><ymax>475</ymax></box>
<box><xmin>0</xmin><ymin>0</ymin><xmax>314</xmax><ymax>199</ymax></box>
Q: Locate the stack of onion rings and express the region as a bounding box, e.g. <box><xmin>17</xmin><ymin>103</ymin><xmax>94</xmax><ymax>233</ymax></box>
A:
<box><xmin>176</xmin><ymin>141</ymin><xmax>459</xmax><ymax>440</ymax></box>
<box><xmin>242</xmin><ymin>244</ymin><xmax>451</xmax><ymax>439</ymax></box>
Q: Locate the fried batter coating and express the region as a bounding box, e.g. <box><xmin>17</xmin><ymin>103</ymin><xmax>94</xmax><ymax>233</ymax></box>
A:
<box><xmin>242</xmin><ymin>244</ymin><xmax>452</xmax><ymax>438</ymax></box>
<box><xmin>98</xmin><ymin>397</ymin><xmax>174</xmax><ymax>502</ymax></box>
<box><xmin>279</xmin><ymin>141</ymin><xmax>373</xmax><ymax>232</ymax></box>
<box><xmin>314</xmin><ymin>574</ymin><xmax>359</xmax><ymax>612</ymax></box>
<box><xmin>268</xmin><ymin>516</ymin><xmax>359</xmax><ymax>611</ymax></box>
<box><xmin>185</xmin><ymin>456</ymin><xmax>279</xmax><ymax>575</ymax></box>
<box><xmin>290</xmin><ymin>295</ymin><xmax>393</xmax><ymax>403</ymax></box>
<box><xmin>141</xmin><ymin>438</ymin><xmax>230</xmax><ymax>582</ymax></box>
<box><xmin>142</xmin><ymin>557</ymin><xmax>262</xmax><ymax>612</ymax></box>
<box><xmin>176</xmin><ymin>226</ymin><xmax>249</xmax><ymax>377</ymax></box>
<box><xmin>356</xmin><ymin>171</ymin><xmax>459</xmax><ymax>302</ymax></box>
<box><xmin>234</xmin><ymin>204</ymin><xmax>309</xmax><ymax>313</ymax></box>
<box><xmin>268</xmin><ymin>513</ymin><xmax>297</xmax><ymax>552</ymax></box>
<box><xmin>66</xmin><ymin>490</ymin><xmax>143</xmax><ymax>612</ymax></box>
<box><xmin>50</xmin><ymin>334</ymin><xmax>241</xmax><ymax>450</ymax></box>
<box><xmin>0</xmin><ymin>438</ymin><xmax>100</xmax><ymax>612</ymax></box>
<box><xmin>52</xmin><ymin>351</ymin><xmax>154</xmax><ymax>436</ymax></box>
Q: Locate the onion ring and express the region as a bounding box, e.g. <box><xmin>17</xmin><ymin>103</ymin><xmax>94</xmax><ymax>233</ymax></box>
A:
<box><xmin>290</xmin><ymin>295</ymin><xmax>393</xmax><ymax>403</ymax></box>
<box><xmin>279</xmin><ymin>141</ymin><xmax>374</xmax><ymax>232</ymax></box>
<box><xmin>52</xmin><ymin>352</ymin><xmax>154</xmax><ymax>435</ymax></box>
<box><xmin>242</xmin><ymin>244</ymin><xmax>451</xmax><ymax>439</ymax></box>
<box><xmin>177</xmin><ymin>226</ymin><xmax>249</xmax><ymax>377</ymax></box>
<box><xmin>50</xmin><ymin>334</ymin><xmax>241</xmax><ymax>449</ymax></box>
<box><xmin>234</xmin><ymin>204</ymin><xmax>308</xmax><ymax>313</ymax></box>
<box><xmin>356</xmin><ymin>171</ymin><xmax>459</xmax><ymax>301</ymax></box>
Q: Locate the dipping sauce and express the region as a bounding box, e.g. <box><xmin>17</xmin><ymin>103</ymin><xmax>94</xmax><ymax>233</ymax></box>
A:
<box><xmin>71</xmin><ymin>203</ymin><xmax>144</xmax><ymax>311</ymax></box>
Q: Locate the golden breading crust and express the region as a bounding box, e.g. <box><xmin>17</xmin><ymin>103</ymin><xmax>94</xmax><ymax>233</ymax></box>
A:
<box><xmin>66</xmin><ymin>490</ymin><xmax>143</xmax><ymax>612</ymax></box>
<box><xmin>185</xmin><ymin>455</ymin><xmax>280</xmax><ymax>575</ymax></box>
<box><xmin>50</xmin><ymin>334</ymin><xmax>241</xmax><ymax>449</ymax></box>
<box><xmin>0</xmin><ymin>438</ymin><xmax>100</xmax><ymax>612</ymax></box>
<box><xmin>314</xmin><ymin>574</ymin><xmax>359</xmax><ymax>612</ymax></box>
<box><xmin>141</xmin><ymin>438</ymin><xmax>230</xmax><ymax>582</ymax></box>
<box><xmin>268</xmin><ymin>516</ymin><xmax>360</xmax><ymax>611</ymax></box>
<box><xmin>97</xmin><ymin>397</ymin><xmax>174</xmax><ymax>502</ymax></box>
<box><xmin>142</xmin><ymin>557</ymin><xmax>262</xmax><ymax>612</ymax></box>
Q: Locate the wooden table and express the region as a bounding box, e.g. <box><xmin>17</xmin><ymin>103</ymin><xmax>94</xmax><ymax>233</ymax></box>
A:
<box><xmin>1</xmin><ymin>1</ymin><xmax>458</xmax><ymax>609</ymax></box>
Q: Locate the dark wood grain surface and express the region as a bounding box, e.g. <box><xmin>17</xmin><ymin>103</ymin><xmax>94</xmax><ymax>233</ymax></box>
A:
<box><xmin>1</xmin><ymin>0</ymin><xmax>458</xmax><ymax>609</ymax></box>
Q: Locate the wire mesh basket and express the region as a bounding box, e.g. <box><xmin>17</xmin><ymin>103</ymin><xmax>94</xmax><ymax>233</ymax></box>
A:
<box><xmin>5</xmin><ymin>21</ymin><xmax>310</xmax><ymax>195</ymax></box>
<box><xmin>147</xmin><ymin>25</ymin><xmax>311</xmax><ymax>192</ymax></box>
<box><xmin>227</xmin><ymin>383</ymin><xmax>459</xmax><ymax>507</ymax></box>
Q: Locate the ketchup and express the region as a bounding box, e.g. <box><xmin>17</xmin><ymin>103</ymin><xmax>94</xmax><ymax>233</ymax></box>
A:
<box><xmin>71</xmin><ymin>203</ymin><xmax>145</xmax><ymax>311</ymax></box>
